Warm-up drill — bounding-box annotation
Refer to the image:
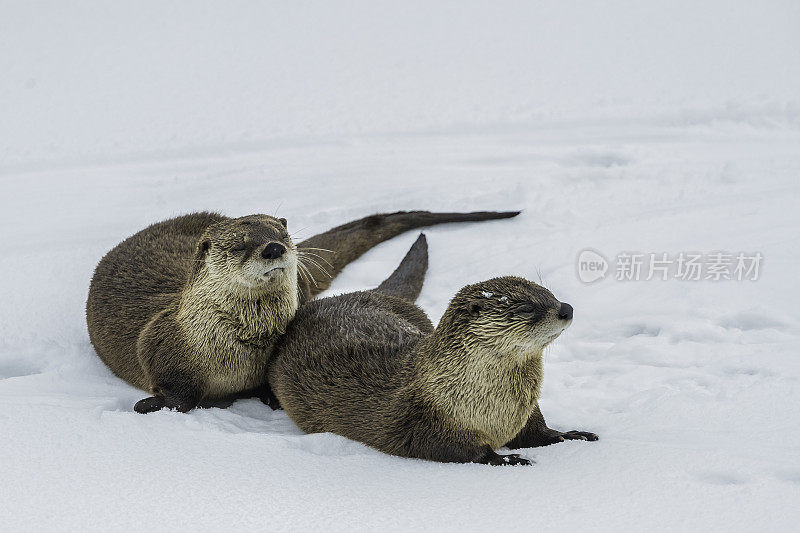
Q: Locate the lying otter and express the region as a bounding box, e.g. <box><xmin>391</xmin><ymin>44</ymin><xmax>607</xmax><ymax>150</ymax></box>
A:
<box><xmin>86</xmin><ymin>210</ymin><xmax>518</xmax><ymax>413</ymax></box>
<box><xmin>269</xmin><ymin>235</ymin><xmax>597</xmax><ymax>465</ymax></box>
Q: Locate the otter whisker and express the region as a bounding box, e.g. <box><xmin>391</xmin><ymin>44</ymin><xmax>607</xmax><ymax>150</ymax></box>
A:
<box><xmin>298</xmin><ymin>262</ymin><xmax>313</xmax><ymax>287</ymax></box>
<box><xmin>535</xmin><ymin>267</ymin><xmax>547</xmax><ymax>287</ymax></box>
<box><xmin>301</xmin><ymin>261</ymin><xmax>331</xmax><ymax>283</ymax></box>
<box><xmin>298</xmin><ymin>253</ymin><xmax>329</xmax><ymax>273</ymax></box>
<box><xmin>298</xmin><ymin>251</ymin><xmax>334</xmax><ymax>269</ymax></box>
<box><xmin>272</xmin><ymin>200</ymin><xmax>284</xmax><ymax>218</ymax></box>
<box><xmin>305</xmin><ymin>257</ymin><xmax>333</xmax><ymax>279</ymax></box>
<box><xmin>299</xmin><ymin>256</ymin><xmax>332</xmax><ymax>280</ymax></box>
<box><xmin>303</xmin><ymin>267</ymin><xmax>320</xmax><ymax>289</ymax></box>
<box><xmin>291</xmin><ymin>225</ymin><xmax>310</xmax><ymax>234</ymax></box>
<box><xmin>297</xmin><ymin>259</ymin><xmax>319</xmax><ymax>288</ymax></box>
<box><xmin>299</xmin><ymin>249</ymin><xmax>333</xmax><ymax>259</ymax></box>
<box><xmin>297</xmin><ymin>248</ymin><xmax>337</xmax><ymax>273</ymax></box>
<box><xmin>298</xmin><ymin>246</ymin><xmax>335</xmax><ymax>254</ymax></box>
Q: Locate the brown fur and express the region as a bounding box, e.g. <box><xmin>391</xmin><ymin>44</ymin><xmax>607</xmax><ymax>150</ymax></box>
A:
<box><xmin>269</xmin><ymin>241</ymin><xmax>597</xmax><ymax>465</ymax></box>
<box><xmin>86</xmin><ymin>210</ymin><xmax>519</xmax><ymax>412</ymax></box>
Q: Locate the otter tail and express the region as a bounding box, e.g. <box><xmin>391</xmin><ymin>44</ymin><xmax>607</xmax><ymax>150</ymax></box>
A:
<box><xmin>373</xmin><ymin>234</ymin><xmax>428</xmax><ymax>302</ymax></box>
<box><xmin>295</xmin><ymin>210</ymin><xmax>519</xmax><ymax>300</ymax></box>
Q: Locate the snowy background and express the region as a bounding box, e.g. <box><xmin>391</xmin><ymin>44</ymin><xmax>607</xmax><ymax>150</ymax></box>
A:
<box><xmin>2</xmin><ymin>1</ymin><xmax>799</xmax><ymax>530</ymax></box>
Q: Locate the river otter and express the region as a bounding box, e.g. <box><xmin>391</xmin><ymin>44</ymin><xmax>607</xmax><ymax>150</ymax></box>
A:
<box><xmin>86</xmin><ymin>210</ymin><xmax>519</xmax><ymax>413</ymax></box>
<box><xmin>268</xmin><ymin>235</ymin><xmax>597</xmax><ymax>465</ymax></box>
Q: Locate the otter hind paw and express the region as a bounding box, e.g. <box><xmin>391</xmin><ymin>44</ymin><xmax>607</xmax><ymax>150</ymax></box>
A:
<box><xmin>562</xmin><ymin>430</ymin><xmax>599</xmax><ymax>441</ymax></box>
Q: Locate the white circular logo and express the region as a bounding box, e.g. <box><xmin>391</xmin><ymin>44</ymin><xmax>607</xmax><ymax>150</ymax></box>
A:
<box><xmin>577</xmin><ymin>249</ymin><xmax>608</xmax><ymax>283</ymax></box>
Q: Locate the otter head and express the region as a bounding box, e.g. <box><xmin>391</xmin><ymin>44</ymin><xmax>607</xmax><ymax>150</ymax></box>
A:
<box><xmin>444</xmin><ymin>276</ymin><xmax>573</xmax><ymax>357</ymax></box>
<box><xmin>193</xmin><ymin>214</ymin><xmax>298</xmax><ymax>294</ymax></box>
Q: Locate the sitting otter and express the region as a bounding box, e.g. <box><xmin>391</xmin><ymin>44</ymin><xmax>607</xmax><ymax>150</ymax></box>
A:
<box><xmin>268</xmin><ymin>235</ymin><xmax>597</xmax><ymax>465</ymax></box>
<box><xmin>86</xmin><ymin>210</ymin><xmax>518</xmax><ymax>413</ymax></box>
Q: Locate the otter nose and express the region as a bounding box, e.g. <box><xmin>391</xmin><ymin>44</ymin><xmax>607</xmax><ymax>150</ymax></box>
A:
<box><xmin>558</xmin><ymin>302</ymin><xmax>573</xmax><ymax>321</ymax></box>
<box><xmin>261</xmin><ymin>242</ymin><xmax>286</xmax><ymax>260</ymax></box>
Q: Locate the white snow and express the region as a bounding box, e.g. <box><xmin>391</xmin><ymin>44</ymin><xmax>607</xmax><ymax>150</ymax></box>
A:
<box><xmin>2</xmin><ymin>1</ymin><xmax>799</xmax><ymax>531</ymax></box>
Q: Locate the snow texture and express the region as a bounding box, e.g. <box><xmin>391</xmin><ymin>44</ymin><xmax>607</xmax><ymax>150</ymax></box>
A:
<box><xmin>1</xmin><ymin>1</ymin><xmax>799</xmax><ymax>531</ymax></box>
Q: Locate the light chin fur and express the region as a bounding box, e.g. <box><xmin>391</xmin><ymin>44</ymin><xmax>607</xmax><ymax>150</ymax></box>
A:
<box><xmin>517</xmin><ymin>323</ymin><xmax>569</xmax><ymax>353</ymax></box>
<box><xmin>238</xmin><ymin>268</ymin><xmax>292</xmax><ymax>290</ymax></box>
<box><xmin>237</xmin><ymin>255</ymin><xmax>298</xmax><ymax>290</ymax></box>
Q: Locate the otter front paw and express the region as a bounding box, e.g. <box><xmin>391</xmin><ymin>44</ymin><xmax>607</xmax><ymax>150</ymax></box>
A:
<box><xmin>474</xmin><ymin>448</ymin><xmax>533</xmax><ymax>466</ymax></box>
<box><xmin>134</xmin><ymin>394</ymin><xmax>198</xmax><ymax>413</ymax></box>
<box><xmin>561</xmin><ymin>430</ymin><xmax>599</xmax><ymax>441</ymax></box>
<box><xmin>134</xmin><ymin>396</ymin><xmax>166</xmax><ymax>413</ymax></box>
<box><xmin>490</xmin><ymin>453</ymin><xmax>533</xmax><ymax>467</ymax></box>
<box><xmin>536</xmin><ymin>428</ymin><xmax>598</xmax><ymax>445</ymax></box>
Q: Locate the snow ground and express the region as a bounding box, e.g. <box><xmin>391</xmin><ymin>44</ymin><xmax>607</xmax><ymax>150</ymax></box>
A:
<box><xmin>2</xmin><ymin>1</ymin><xmax>799</xmax><ymax>531</ymax></box>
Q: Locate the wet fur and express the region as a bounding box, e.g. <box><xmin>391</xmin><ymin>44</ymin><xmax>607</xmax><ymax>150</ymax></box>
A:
<box><xmin>86</xmin><ymin>210</ymin><xmax>519</xmax><ymax>412</ymax></box>
<box><xmin>269</xmin><ymin>238</ymin><xmax>597</xmax><ymax>465</ymax></box>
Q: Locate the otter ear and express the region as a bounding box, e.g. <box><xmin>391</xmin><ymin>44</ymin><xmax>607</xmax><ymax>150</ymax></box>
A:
<box><xmin>278</xmin><ymin>217</ymin><xmax>287</xmax><ymax>229</ymax></box>
<box><xmin>467</xmin><ymin>300</ymin><xmax>485</xmax><ymax>316</ymax></box>
<box><xmin>195</xmin><ymin>239</ymin><xmax>211</xmax><ymax>262</ymax></box>
<box><xmin>190</xmin><ymin>239</ymin><xmax>211</xmax><ymax>278</ymax></box>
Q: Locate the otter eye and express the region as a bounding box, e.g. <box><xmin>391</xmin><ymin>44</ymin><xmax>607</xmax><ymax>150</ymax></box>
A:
<box><xmin>512</xmin><ymin>304</ymin><xmax>537</xmax><ymax>316</ymax></box>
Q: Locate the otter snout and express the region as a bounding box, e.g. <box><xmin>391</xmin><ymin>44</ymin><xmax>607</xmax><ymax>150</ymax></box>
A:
<box><xmin>558</xmin><ymin>302</ymin><xmax>573</xmax><ymax>321</ymax></box>
<box><xmin>262</xmin><ymin>242</ymin><xmax>286</xmax><ymax>260</ymax></box>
